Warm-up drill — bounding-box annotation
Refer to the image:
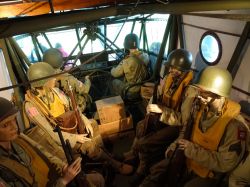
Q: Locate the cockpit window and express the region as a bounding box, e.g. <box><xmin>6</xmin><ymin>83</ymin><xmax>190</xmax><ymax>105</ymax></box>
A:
<box><xmin>199</xmin><ymin>31</ymin><xmax>222</xmax><ymax>65</ymax></box>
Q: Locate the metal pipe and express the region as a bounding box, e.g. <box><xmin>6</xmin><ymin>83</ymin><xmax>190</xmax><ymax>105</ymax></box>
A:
<box><xmin>96</xmin><ymin>33</ymin><xmax>123</xmax><ymax>59</ymax></box>
<box><xmin>227</xmin><ymin>22</ymin><xmax>250</xmax><ymax>79</ymax></box>
<box><xmin>177</xmin><ymin>15</ymin><xmax>185</xmax><ymax>49</ymax></box>
<box><xmin>62</xmin><ymin>32</ymin><xmax>87</xmax><ymax>68</ymax></box>
<box><xmin>168</xmin><ymin>15</ymin><xmax>178</xmax><ymax>53</ymax></box>
<box><xmin>153</xmin><ymin>15</ymin><xmax>173</xmax><ymax>80</ymax></box>
<box><xmin>5</xmin><ymin>38</ymin><xmax>28</xmax><ymax>85</ymax></box>
<box><xmin>71</xmin><ymin>36</ymin><xmax>89</xmax><ymax>67</ymax></box>
<box><xmin>97</xmin><ymin>31</ymin><xmax>124</xmax><ymax>54</ymax></box>
<box><xmin>31</xmin><ymin>34</ymin><xmax>42</xmax><ymax>61</ymax></box>
<box><xmin>42</xmin><ymin>32</ymin><xmax>53</xmax><ymax>48</ymax></box>
<box><xmin>48</xmin><ymin>0</ymin><xmax>54</xmax><ymax>14</ymax></box>
<box><xmin>75</xmin><ymin>27</ymin><xmax>82</xmax><ymax>50</ymax></box>
<box><xmin>9</xmin><ymin>37</ymin><xmax>31</xmax><ymax>67</ymax></box>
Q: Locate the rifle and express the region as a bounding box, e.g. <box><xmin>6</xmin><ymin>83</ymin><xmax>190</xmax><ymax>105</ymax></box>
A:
<box><xmin>66</xmin><ymin>80</ymin><xmax>85</xmax><ymax>134</ymax></box>
<box><xmin>54</xmin><ymin>125</ymin><xmax>89</xmax><ymax>187</ymax></box>
<box><xmin>164</xmin><ymin>102</ymin><xmax>196</xmax><ymax>187</ymax></box>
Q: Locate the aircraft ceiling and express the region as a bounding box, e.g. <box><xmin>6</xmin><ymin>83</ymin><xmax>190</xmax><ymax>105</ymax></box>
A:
<box><xmin>0</xmin><ymin>0</ymin><xmax>249</xmax><ymax>38</ymax></box>
<box><xmin>0</xmin><ymin>0</ymin><xmax>155</xmax><ymax>18</ymax></box>
<box><xmin>0</xmin><ymin>0</ymin><xmax>250</xmax><ymax>19</ymax></box>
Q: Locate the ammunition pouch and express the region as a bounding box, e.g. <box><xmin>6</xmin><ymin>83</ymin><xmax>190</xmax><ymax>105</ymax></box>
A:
<box><xmin>55</xmin><ymin>111</ymin><xmax>77</xmax><ymax>133</ymax></box>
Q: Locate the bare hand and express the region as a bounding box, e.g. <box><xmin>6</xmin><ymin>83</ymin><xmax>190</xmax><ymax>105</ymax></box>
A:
<box><xmin>178</xmin><ymin>139</ymin><xmax>191</xmax><ymax>150</ymax></box>
<box><xmin>77</xmin><ymin>134</ymin><xmax>91</xmax><ymax>143</ymax></box>
<box><xmin>147</xmin><ymin>104</ymin><xmax>163</xmax><ymax>113</ymax></box>
<box><xmin>61</xmin><ymin>157</ymin><xmax>82</xmax><ymax>185</ymax></box>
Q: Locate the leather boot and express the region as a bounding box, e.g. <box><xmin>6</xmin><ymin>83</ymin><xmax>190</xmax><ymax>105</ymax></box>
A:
<box><xmin>123</xmin><ymin>137</ymin><xmax>138</xmax><ymax>162</ymax></box>
<box><xmin>96</xmin><ymin>148</ymin><xmax>134</xmax><ymax>175</ymax></box>
<box><xmin>129</xmin><ymin>152</ymin><xmax>148</xmax><ymax>186</ymax></box>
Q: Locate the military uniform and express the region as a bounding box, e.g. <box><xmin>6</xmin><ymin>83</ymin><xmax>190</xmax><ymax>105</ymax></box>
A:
<box><xmin>0</xmin><ymin>134</ymin><xmax>103</xmax><ymax>187</ymax></box>
<box><xmin>111</xmin><ymin>50</ymin><xmax>149</xmax><ymax>98</ymax></box>
<box><xmin>24</xmin><ymin>62</ymin><xmax>134</xmax><ymax>176</ymax></box>
<box><xmin>24</xmin><ymin>87</ymin><xmax>102</xmax><ymax>159</ymax></box>
<box><xmin>121</xmin><ymin>49</ymin><xmax>194</xmax><ymax>185</ymax></box>
<box><xmin>0</xmin><ymin>136</ymin><xmax>62</xmax><ymax>187</ymax></box>
<box><xmin>228</xmin><ymin>115</ymin><xmax>250</xmax><ymax>187</ymax></box>
<box><xmin>43</xmin><ymin>48</ymin><xmax>91</xmax><ymax>113</ymax></box>
<box><xmin>55</xmin><ymin>69</ymin><xmax>91</xmax><ymax>113</ymax></box>
<box><xmin>140</xmin><ymin>97</ymin><xmax>248</xmax><ymax>187</ymax></box>
<box><xmin>140</xmin><ymin>67</ymin><xmax>249</xmax><ymax>187</ymax></box>
<box><xmin>134</xmin><ymin>77</ymin><xmax>194</xmax><ymax>177</ymax></box>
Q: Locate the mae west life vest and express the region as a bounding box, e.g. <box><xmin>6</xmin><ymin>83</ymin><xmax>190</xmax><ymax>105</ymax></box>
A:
<box><xmin>161</xmin><ymin>71</ymin><xmax>193</xmax><ymax>110</ymax></box>
<box><xmin>187</xmin><ymin>100</ymin><xmax>240</xmax><ymax>178</ymax></box>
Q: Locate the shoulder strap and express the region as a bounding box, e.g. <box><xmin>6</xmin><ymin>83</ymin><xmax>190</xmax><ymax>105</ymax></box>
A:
<box><xmin>25</xmin><ymin>91</ymin><xmax>58</xmax><ymax>128</ymax></box>
<box><xmin>0</xmin><ymin>157</ymin><xmax>34</xmax><ymax>185</ymax></box>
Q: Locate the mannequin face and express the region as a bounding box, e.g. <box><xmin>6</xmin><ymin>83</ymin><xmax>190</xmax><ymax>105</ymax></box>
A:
<box><xmin>198</xmin><ymin>90</ymin><xmax>224</xmax><ymax>112</ymax></box>
<box><xmin>169</xmin><ymin>67</ymin><xmax>182</xmax><ymax>78</ymax></box>
<box><xmin>44</xmin><ymin>78</ymin><xmax>56</xmax><ymax>89</ymax></box>
<box><xmin>0</xmin><ymin>115</ymin><xmax>18</xmax><ymax>142</ymax></box>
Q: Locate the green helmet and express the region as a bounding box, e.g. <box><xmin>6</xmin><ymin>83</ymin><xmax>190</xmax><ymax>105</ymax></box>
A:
<box><xmin>167</xmin><ymin>49</ymin><xmax>192</xmax><ymax>71</ymax></box>
<box><xmin>196</xmin><ymin>66</ymin><xmax>232</xmax><ymax>97</ymax></box>
<box><xmin>28</xmin><ymin>62</ymin><xmax>55</xmax><ymax>88</ymax></box>
<box><xmin>124</xmin><ymin>33</ymin><xmax>139</xmax><ymax>50</ymax></box>
<box><xmin>43</xmin><ymin>48</ymin><xmax>63</xmax><ymax>69</ymax></box>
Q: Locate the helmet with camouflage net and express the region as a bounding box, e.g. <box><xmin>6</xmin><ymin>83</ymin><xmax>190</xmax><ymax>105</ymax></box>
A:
<box><xmin>27</xmin><ymin>62</ymin><xmax>55</xmax><ymax>88</ymax></box>
<box><xmin>196</xmin><ymin>66</ymin><xmax>232</xmax><ymax>97</ymax></box>
<box><xmin>166</xmin><ymin>49</ymin><xmax>192</xmax><ymax>71</ymax></box>
<box><xmin>43</xmin><ymin>48</ymin><xmax>63</xmax><ymax>69</ymax></box>
<box><xmin>124</xmin><ymin>33</ymin><xmax>139</xmax><ymax>50</ymax></box>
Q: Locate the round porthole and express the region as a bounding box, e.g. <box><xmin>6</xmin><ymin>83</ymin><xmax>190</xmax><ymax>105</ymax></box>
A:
<box><xmin>199</xmin><ymin>31</ymin><xmax>222</xmax><ymax>65</ymax></box>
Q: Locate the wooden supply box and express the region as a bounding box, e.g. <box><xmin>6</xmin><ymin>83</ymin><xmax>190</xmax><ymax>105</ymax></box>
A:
<box><xmin>95</xmin><ymin>96</ymin><xmax>126</xmax><ymax>124</ymax></box>
<box><xmin>98</xmin><ymin>114</ymin><xmax>133</xmax><ymax>138</ymax></box>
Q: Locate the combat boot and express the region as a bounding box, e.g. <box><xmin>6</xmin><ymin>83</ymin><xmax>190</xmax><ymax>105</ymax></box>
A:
<box><xmin>129</xmin><ymin>153</ymin><xmax>148</xmax><ymax>186</ymax></box>
<box><xmin>97</xmin><ymin>148</ymin><xmax>134</xmax><ymax>175</ymax></box>
<box><xmin>122</xmin><ymin>137</ymin><xmax>138</xmax><ymax>163</ymax></box>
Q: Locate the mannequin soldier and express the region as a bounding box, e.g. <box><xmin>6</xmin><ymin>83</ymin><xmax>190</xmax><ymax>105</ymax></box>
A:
<box><xmin>23</xmin><ymin>62</ymin><xmax>133</xmax><ymax>176</ymax></box>
<box><xmin>0</xmin><ymin>97</ymin><xmax>86</xmax><ymax>187</ymax></box>
<box><xmin>140</xmin><ymin>66</ymin><xmax>248</xmax><ymax>187</ymax></box>
<box><xmin>124</xmin><ymin>49</ymin><xmax>194</xmax><ymax>185</ymax></box>
<box><xmin>228</xmin><ymin>119</ymin><xmax>250</xmax><ymax>187</ymax></box>
<box><xmin>43</xmin><ymin>48</ymin><xmax>91</xmax><ymax>113</ymax></box>
<box><xmin>111</xmin><ymin>33</ymin><xmax>149</xmax><ymax>99</ymax></box>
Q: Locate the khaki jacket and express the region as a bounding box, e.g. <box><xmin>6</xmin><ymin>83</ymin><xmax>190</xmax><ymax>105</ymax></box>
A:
<box><xmin>24</xmin><ymin>88</ymin><xmax>93</xmax><ymax>148</ymax></box>
<box><xmin>55</xmin><ymin>69</ymin><xmax>91</xmax><ymax>112</ymax></box>
<box><xmin>111</xmin><ymin>50</ymin><xmax>148</xmax><ymax>93</ymax></box>
<box><xmin>0</xmin><ymin>134</ymin><xmax>66</xmax><ymax>187</ymax></box>
<box><xmin>165</xmin><ymin>89</ymin><xmax>248</xmax><ymax>175</ymax></box>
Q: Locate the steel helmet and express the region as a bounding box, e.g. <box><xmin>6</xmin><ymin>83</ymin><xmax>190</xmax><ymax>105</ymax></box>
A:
<box><xmin>124</xmin><ymin>33</ymin><xmax>139</xmax><ymax>50</ymax></box>
<box><xmin>0</xmin><ymin>97</ymin><xmax>18</xmax><ymax>122</ymax></box>
<box><xmin>43</xmin><ymin>48</ymin><xmax>63</xmax><ymax>69</ymax></box>
<box><xmin>196</xmin><ymin>66</ymin><xmax>232</xmax><ymax>97</ymax></box>
<box><xmin>27</xmin><ymin>62</ymin><xmax>55</xmax><ymax>88</ymax></box>
<box><xmin>167</xmin><ymin>49</ymin><xmax>192</xmax><ymax>71</ymax></box>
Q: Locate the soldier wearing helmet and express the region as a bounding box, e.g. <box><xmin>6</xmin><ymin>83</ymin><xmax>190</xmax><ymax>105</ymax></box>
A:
<box><xmin>43</xmin><ymin>48</ymin><xmax>91</xmax><ymax>113</ymax></box>
<box><xmin>24</xmin><ymin>62</ymin><xmax>133</xmax><ymax>176</ymax></box>
<box><xmin>0</xmin><ymin>97</ymin><xmax>100</xmax><ymax>187</ymax></box>
<box><xmin>140</xmin><ymin>66</ymin><xmax>248</xmax><ymax>187</ymax></box>
<box><xmin>117</xmin><ymin>49</ymin><xmax>194</xmax><ymax>185</ymax></box>
<box><xmin>111</xmin><ymin>33</ymin><xmax>149</xmax><ymax>99</ymax></box>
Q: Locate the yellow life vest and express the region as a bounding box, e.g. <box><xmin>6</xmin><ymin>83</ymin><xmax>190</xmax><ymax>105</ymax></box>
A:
<box><xmin>27</xmin><ymin>88</ymin><xmax>66</xmax><ymax>118</ymax></box>
<box><xmin>14</xmin><ymin>136</ymin><xmax>50</xmax><ymax>187</ymax></box>
<box><xmin>162</xmin><ymin>71</ymin><xmax>193</xmax><ymax>110</ymax></box>
<box><xmin>187</xmin><ymin>100</ymin><xmax>241</xmax><ymax>178</ymax></box>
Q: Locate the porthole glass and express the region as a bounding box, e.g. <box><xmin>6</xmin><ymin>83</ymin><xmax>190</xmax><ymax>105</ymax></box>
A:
<box><xmin>199</xmin><ymin>31</ymin><xmax>222</xmax><ymax>65</ymax></box>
